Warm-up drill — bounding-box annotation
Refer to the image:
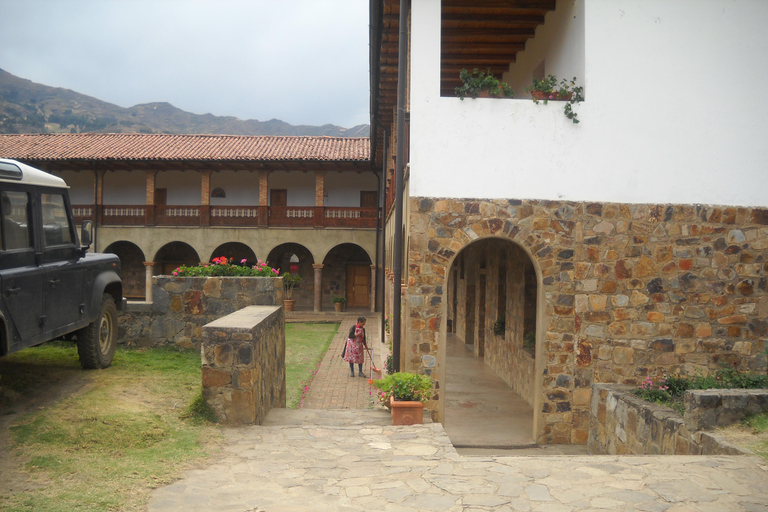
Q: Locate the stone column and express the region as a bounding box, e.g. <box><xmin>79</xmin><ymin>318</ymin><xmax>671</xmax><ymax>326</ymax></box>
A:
<box><xmin>143</xmin><ymin>261</ymin><xmax>155</xmax><ymax>302</ymax></box>
<box><xmin>312</xmin><ymin>264</ymin><xmax>323</xmax><ymax>312</ymax></box>
<box><xmin>370</xmin><ymin>264</ymin><xmax>377</xmax><ymax>312</ymax></box>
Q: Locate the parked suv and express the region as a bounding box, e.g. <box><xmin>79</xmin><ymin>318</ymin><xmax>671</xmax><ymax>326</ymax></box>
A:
<box><xmin>0</xmin><ymin>158</ymin><xmax>122</xmax><ymax>369</ymax></box>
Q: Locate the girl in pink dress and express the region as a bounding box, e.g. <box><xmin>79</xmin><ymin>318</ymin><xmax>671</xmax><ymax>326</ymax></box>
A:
<box><xmin>343</xmin><ymin>317</ymin><xmax>368</xmax><ymax>377</ymax></box>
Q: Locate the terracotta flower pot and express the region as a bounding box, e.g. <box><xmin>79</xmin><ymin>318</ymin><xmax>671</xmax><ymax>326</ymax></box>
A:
<box><xmin>334</xmin><ymin>302</ymin><xmax>344</xmax><ymax>312</ymax></box>
<box><xmin>283</xmin><ymin>299</ymin><xmax>295</xmax><ymax>311</ymax></box>
<box><xmin>390</xmin><ymin>396</ymin><xmax>424</xmax><ymax>425</ymax></box>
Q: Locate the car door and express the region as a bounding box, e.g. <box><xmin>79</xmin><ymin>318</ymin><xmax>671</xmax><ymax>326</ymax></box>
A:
<box><xmin>0</xmin><ymin>188</ymin><xmax>44</xmax><ymax>348</ymax></box>
<box><xmin>40</xmin><ymin>191</ymin><xmax>84</xmax><ymax>335</ymax></box>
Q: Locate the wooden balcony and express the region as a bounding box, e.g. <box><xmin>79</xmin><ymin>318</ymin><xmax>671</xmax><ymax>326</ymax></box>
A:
<box><xmin>73</xmin><ymin>205</ymin><xmax>379</xmax><ymax>229</ymax></box>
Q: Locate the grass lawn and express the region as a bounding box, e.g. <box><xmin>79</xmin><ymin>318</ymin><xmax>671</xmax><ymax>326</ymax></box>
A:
<box><xmin>285</xmin><ymin>322</ymin><xmax>339</xmax><ymax>408</ymax></box>
<box><xmin>718</xmin><ymin>411</ymin><xmax>768</xmax><ymax>461</ymax></box>
<box><xmin>0</xmin><ymin>322</ymin><xmax>339</xmax><ymax>511</ymax></box>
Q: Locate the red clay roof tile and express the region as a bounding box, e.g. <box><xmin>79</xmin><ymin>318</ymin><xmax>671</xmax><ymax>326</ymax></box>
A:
<box><xmin>0</xmin><ymin>133</ymin><xmax>370</xmax><ymax>162</ymax></box>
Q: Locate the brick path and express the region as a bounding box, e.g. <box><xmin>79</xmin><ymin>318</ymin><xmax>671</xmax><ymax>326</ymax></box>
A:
<box><xmin>299</xmin><ymin>314</ymin><xmax>386</xmax><ymax>410</ymax></box>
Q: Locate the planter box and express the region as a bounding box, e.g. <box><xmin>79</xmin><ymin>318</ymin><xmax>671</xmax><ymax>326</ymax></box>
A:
<box><xmin>390</xmin><ymin>396</ymin><xmax>424</xmax><ymax>425</ymax></box>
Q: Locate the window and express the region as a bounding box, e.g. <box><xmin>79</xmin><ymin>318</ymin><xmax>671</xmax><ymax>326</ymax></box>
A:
<box><xmin>1</xmin><ymin>191</ymin><xmax>31</xmax><ymax>250</ymax></box>
<box><xmin>41</xmin><ymin>193</ymin><xmax>73</xmax><ymax>247</ymax></box>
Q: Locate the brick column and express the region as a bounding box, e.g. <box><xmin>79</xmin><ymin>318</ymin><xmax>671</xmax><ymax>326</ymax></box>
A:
<box><xmin>258</xmin><ymin>171</ymin><xmax>269</xmax><ymax>227</ymax></box>
<box><xmin>95</xmin><ymin>169</ymin><xmax>105</xmax><ymax>227</ymax></box>
<box><xmin>314</xmin><ymin>171</ymin><xmax>326</xmax><ymax>227</ymax></box>
<box><xmin>145</xmin><ymin>170</ymin><xmax>157</xmax><ymax>225</ymax></box>
<box><xmin>313</xmin><ymin>264</ymin><xmax>323</xmax><ymax>312</ymax></box>
<box><xmin>200</xmin><ymin>169</ymin><xmax>211</xmax><ymax>226</ymax></box>
<box><xmin>143</xmin><ymin>261</ymin><xmax>155</xmax><ymax>302</ymax></box>
<box><xmin>370</xmin><ymin>264</ymin><xmax>376</xmax><ymax>313</ymax></box>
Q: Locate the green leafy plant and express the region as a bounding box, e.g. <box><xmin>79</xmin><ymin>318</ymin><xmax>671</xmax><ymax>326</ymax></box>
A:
<box><xmin>173</xmin><ymin>256</ymin><xmax>279</xmax><ymax>277</ymax></box>
<box><xmin>282</xmin><ymin>272</ymin><xmax>303</xmax><ymax>299</ymax></box>
<box><xmin>493</xmin><ymin>318</ymin><xmax>505</xmax><ymax>336</ymax></box>
<box><xmin>385</xmin><ymin>354</ymin><xmax>394</xmax><ymax>375</ymax></box>
<box><xmin>373</xmin><ymin>372</ymin><xmax>432</xmax><ymax>404</ymax></box>
<box><xmin>332</xmin><ymin>296</ymin><xmax>346</xmax><ymax>304</ymax></box>
<box><xmin>526</xmin><ymin>75</ymin><xmax>584</xmax><ymax>124</ymax></box>
<box><xmin>455</xmin><ymin>68</ymin><xmax>513</xmax><ymax>100</ymax></box>
<box><xmin>523</xmin><ymin>331</ymin><xmax>536</xmax><ymax>350</ymax></box>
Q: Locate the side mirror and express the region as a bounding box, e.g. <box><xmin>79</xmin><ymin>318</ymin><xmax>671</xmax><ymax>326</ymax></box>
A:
<box><xmin>80</xmin><ymin>220</ymin><xmax>93</xmax><ymax>248</ymax></box>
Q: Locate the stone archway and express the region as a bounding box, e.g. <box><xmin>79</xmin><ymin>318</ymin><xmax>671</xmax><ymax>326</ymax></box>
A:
<box><xmin>210</xmin><ymin>242</ymin><xmax>257</xmax><ymax>266</ymax></box>
<box><xmin>441</xmin><ymin>237</ymin><xmax>541</xmax><ymax>447</ymax></box>
<box><xmin>153</xmin><ymin>242</ymin><xmax>200</xmax><ymax>276</ymax></box>
<box><xmin>266</xmin><ymin>243</ymin><xmax>315</xmax><ymax>310</ymax></box>
<box><xmin>104</xmin><ymin>241</ymin><xmax>146</xmax><ymax>299</ymax></box>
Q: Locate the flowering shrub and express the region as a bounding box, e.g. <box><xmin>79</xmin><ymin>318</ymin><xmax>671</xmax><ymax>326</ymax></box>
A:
<box><xmin>173</xmin><ymin>257</ymin><xmax>279</xmax><ymax>277</ymax></box>
<box><xmin>632</xmin><ymin>376</ymin><xmax>671</xmax><ymax>404</ymax></box>
<box><xmin>373</xmin><ymin>372</ymin><xmax>432</xmax><ymax>404</ymax></box>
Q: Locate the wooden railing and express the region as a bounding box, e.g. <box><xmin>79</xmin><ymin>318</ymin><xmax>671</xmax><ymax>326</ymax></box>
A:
<box><xmin>73</xmin><ymin>205</ymin><xmax>380</xmax><ymax>229</ymax></box>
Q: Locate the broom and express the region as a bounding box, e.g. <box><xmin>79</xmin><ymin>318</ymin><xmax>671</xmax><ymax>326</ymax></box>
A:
<box><xmin>365</xmin><ymin>345</ymin><xmax>381</xmax><ymax>374</ymax></box>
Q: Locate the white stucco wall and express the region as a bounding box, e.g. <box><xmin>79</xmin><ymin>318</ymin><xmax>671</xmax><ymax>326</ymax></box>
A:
<box><xmin>210</xmin><ymin>170</ymin><xmax>259</xmax><ymax>206</ymax></box>
<box><xmin>324</xmin><ymin>171</ymin><xmax>378</xmax><ymax>207</ymax></box>
<box><xmin>57</xmin><ymin>170</ymin><xmax>94</xmax><ymax>203</ymax></box>
<box><xmin>409</xmin><ymin>0</ymin><xmax>768</xmax><ymax>207</ymax></box>
<box><xmin>156</xmin><ymin>171</ymin><xmax>201</xmax><ymax>205</ymax></box>
<box><xmin>268</xmin><ymin>171</ymin><xmax>315</xmax><ymax>205</ymax></box>
<box><xmin>103</xmin><ymin>170</ymin><xmax>146</xmax><ymax>205</ymax></box>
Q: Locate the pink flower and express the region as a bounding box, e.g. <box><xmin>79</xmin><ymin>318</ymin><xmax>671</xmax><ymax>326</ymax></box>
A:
<box><xmin>241</xmin><ymin>259</ymin><xmax>247</xmax><ymax>264</ymax></box>
<box><xmin>172</xmin><ymin>271</ymin><xmax>178</xmax><ymax>276</ymax></box>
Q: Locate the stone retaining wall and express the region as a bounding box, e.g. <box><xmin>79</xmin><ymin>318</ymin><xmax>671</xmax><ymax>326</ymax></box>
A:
<box><xmin>118</xmin><ymin>276</ymin><xmax>283</xmax><ymax>347</ymax></box>
<box><xmin>201</xmin><ymin>306</ymin><xmax>286</xmax><ymax>425</ymax></box>
<box><xmin>685</xmin><ymin>388</ymin><xmax>768</xmax><ymax>431</ymax></box>
<box><xmin>588</xmin><ymin>383</ymin><xmax>761</xmax><ymax>455</ymax></box>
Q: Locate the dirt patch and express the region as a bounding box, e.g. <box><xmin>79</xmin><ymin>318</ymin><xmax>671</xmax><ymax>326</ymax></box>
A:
<box><xmin>716</xmin><ymin>423</ymin><xmax>768</xmax><ymax>459</ymax></box>
<box><xmin>0</xmin><ymin>357</ymin><xmax>94</xmax><ymax>496</ymax></box>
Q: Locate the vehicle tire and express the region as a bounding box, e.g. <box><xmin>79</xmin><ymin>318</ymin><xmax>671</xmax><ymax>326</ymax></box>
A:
<box><xmin>76</xmin><ymin>294</ymin><xmax>117</xmax><ymax>369</ymax></box>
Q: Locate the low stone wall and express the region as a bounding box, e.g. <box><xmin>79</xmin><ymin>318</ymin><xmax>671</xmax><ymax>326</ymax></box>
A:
<box><xmin>119</xmin><ymin>276</ymin><xmax>283</xmax><ymax>347</ymax></box>
<box><xmin>685</xmin><ymin>389</ymin><xmax>768</xmax><ymax>431</ymax></box>
<box><xmin>201</xmin><ymin>306</ymin><xmax>286</xmax><ymax>425</ymax></box>
<box><xmin>589</xmin><ymin>383</ymin><xmax>762</xmax><ymax>455</ymax></box>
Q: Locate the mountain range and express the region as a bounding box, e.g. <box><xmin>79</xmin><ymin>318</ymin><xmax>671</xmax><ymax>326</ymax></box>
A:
<box><xmin>0</xmin><ymin>68</ymin><xmax>369</xmax><ymax>137</ymax></box>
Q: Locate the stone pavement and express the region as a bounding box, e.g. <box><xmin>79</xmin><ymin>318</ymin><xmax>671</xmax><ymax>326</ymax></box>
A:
<box><xmin>147</xmin><ymin>316</ymin><xmax>768</xmax><ymax>512</ymax></box>
<box><xmin>148</xmin><ymin>409</ymin><xmax>768</xmax><ymax>512</ymax></box>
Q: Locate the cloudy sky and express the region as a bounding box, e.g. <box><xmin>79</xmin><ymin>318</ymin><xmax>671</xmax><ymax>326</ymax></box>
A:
<box><xmin>0</xmin><ymin>0</ymin><xmax>370</xmax><ymax>128</ymax></box>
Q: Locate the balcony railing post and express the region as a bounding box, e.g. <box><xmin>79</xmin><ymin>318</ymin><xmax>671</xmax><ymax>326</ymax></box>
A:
<box><xmin>200</xmin><ymin>205</ymin><xmax>210</xmax><ymax>226</ymax></box>
<box><xmin>146</xmin><ymin>204</ymin><xmax>155</xmax><ymax>226</ymax></box>
<box><xmin>259</xmin><ymin>206</ymin><xmax>269</xmax><ymax>227</ymax></box>
<box><xmin>314</xmin><ymin>207</ymin><xmax>325</xmax><ymax>228</ymax></box>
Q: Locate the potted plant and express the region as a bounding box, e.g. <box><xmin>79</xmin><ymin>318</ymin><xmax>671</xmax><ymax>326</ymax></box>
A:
<box><xmin>282</xmin><ymin>272</ymin><xmax>302</xmax><ymax>311</ymax></box>
<box><xmin>493</xmin><ymin>318</ymin><xmax>505</xmax><ymax>336</ymax></box>
<box><xmin>373</xmin><ymin>372</ymin><xmax>432</xmax><ymax>425</ymax></box>
<box><xmin>332</xmin><ymin>296</ymin><xmax>346</xmax><ymax>312</ymax></box>
<box><xmin>455</xmin><ymin>68</ymin><xmax>513</xmax><ymax>100</ymax></box>
<box><xmin>526</xmin><ymin>75</ymin><xmax>584</xmax><ymax>124</ymax></box>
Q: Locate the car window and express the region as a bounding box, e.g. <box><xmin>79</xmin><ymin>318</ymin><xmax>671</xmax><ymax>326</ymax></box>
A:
<box><xmin>1</xmin><ymin>191</ymin><xmax>32</xmax><ymax>250</ymax></box>
<box><xmin>41</xmin><ymin>193</ymin><xmax>73</xmax><ymax>247</ymax></box>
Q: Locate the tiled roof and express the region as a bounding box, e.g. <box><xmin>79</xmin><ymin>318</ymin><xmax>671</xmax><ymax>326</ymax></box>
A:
<box><xmin>0</xmin><ymin>133</ymin><xmax>370</xmax><ymax>162</ymax></box>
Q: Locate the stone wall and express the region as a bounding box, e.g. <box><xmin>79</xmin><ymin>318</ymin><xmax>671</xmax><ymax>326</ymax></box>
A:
<box><xmin>684</xmin><ymin>388</ymin><xmax>768</xmax><ymax>431</ymax></box>
<box><xmin>119</xmin><ymin>276</ymin><xmax>283</xmax><ymax>347</ymax></box>
<box><xmin>201</xmin><ymin>306</ymin><xmax>286</xmax><ymax>424</ymax></box>
<box><xmin>404</xmin><ymin>196</ymin><xmax>768</xmax><ymax>444</ymax></box>
<box><xmin>588</xmin><ymin>384</ymin><xmax>758</xmax><ymax>455</ymax></box>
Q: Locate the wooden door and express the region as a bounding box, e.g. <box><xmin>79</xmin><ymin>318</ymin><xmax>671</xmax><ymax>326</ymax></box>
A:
<box><xmin>270</xmin><ymin>189</ymin><xmax>287</xmax><ymax>206</ymax></box>
<box><xmin>360</xmin><ymin>191</ymin><xmax>377</xmax><ymax>219</ymax></box>
<box><xmin>346</xmin><ymin>264</ymin><xmax>370</xmax><ymax>308</ymax></box>
<box><xmin>155</xmin><ymin>188</ymin><xmax>167</xmax><ymax>206</ymax></box>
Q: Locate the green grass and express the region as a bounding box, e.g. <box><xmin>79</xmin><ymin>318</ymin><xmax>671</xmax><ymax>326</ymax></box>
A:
<box><xmin>285</xmin><ymin>322</ymin><xmax>339</xmax><ymax>408</ymax></box>
<box><xmin>1</xmin><ymin>342</ymin><xmax>219</xmax><ymax>512</ymax></box>
<box><xmin>743</xmin><ymin>411</ymin><xmax>768</xmax><ymax>459</ymax></box>
<box><xmin>0</xmin><ymin>323</ymin><xmax>339</xmax><ymax>511</ymax></box>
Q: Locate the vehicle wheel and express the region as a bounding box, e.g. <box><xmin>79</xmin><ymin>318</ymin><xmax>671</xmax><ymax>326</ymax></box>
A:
<box><xmin>76</xmin><ymin>294</ymin><xmax>117</xmax><ymax>369</ymax></box>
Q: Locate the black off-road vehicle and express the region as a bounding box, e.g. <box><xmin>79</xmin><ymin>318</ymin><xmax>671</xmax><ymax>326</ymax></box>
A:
<box><xmin>0</xmin><ymin>158</ymin><xmax>122</xmax><ymax>369</ymax></box>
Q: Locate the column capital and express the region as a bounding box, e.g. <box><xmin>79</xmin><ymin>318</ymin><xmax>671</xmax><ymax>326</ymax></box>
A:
<box><xmin>312</xmin><ymin>263</ymin><xmax>324</xmax><ymax>269</ymax></box>
<box><xmin>143</xmin><ymin>261</ymin><xmax>156</xmax><ymax>267</ymax></box>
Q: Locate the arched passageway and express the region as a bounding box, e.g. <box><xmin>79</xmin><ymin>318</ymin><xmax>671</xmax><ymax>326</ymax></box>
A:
<box><xmin>266</xmin><ymin>243</ymin><xmax>315</xmax><ymax>309</ymax></box>
<box><xmin>104</xmin><ymin>241</ymin><xmax>146</xmax><ymax>299</ymax></box>
<box><xmin>323</xmin><ymin>243</ymin><xmax>373</xmax><ymax>311</ymax></box>
<box><xmin>443</xmin><ymin>238</ymin><xmax>540</xmax><ymax>447</ymax></box>
<box><xmin>153</xmin><ymin>242</ymin><xmax>200</xmax><ymax>275</ymax></box>
<box><xmin>210</xmin><ymin>242</ymin><xmax>257</xmax><ymax>266</ymax></box>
